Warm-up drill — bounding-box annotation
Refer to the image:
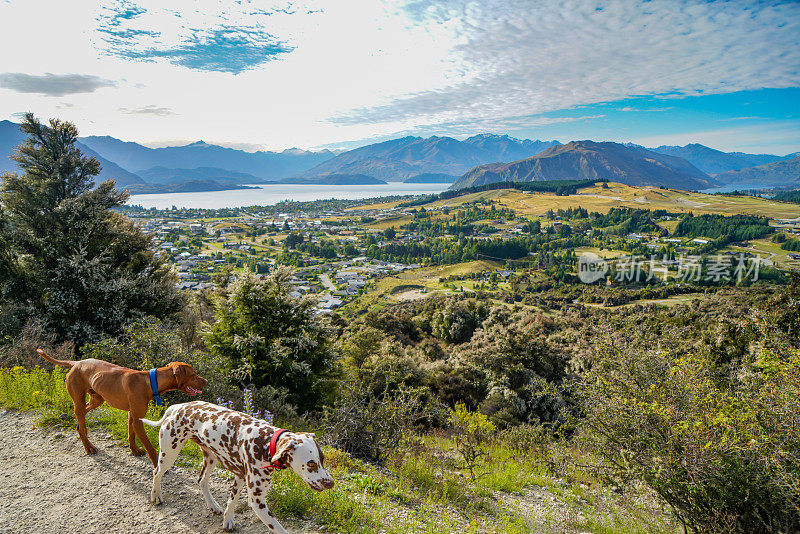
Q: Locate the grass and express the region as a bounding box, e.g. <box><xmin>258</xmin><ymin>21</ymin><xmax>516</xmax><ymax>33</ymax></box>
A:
<box><xmin>0</xmin><ymin>365</ymin><xmax>680</xmax><ymax>533</ymax></box>
<box><xmin>365</xmin><ymin>215</ymin><xmax>414</xmax><ymax>230</ymax></box>
<box><xmin>341</xmin><ymin>260</ymin><xmax>503</xmax><ymax>315</ymax></box>
<box><xmin>574</xmin><ymin>246</ymin><xmax>630</xmax><ymax>259</ymax></box>
<box><xmin>346</xmin><ymin>200</ymin><xmax>403</xmax><ymax>211</ymax></box>
<box><xmin>425</xmin><ymin>183</ymin><xmax>800</xmax><ymax>219</ymax></box>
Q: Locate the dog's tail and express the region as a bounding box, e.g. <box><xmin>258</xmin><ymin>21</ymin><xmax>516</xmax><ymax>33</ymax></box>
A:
<box><xmin>37</xmin><ymin>348</ymin><xmax>75</xmax><ymax>367</ymax></box>
<box><xmin>141</xmin><ymin>414</ymin><xmax>167</xmax><ymax>427</ymax></box>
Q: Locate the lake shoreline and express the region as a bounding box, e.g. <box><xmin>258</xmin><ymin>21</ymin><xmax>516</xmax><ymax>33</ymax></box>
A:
<box><xmin>127</xmin><ymin>182</ymin><xmax>450</xmax><ymax>209</ymax></box>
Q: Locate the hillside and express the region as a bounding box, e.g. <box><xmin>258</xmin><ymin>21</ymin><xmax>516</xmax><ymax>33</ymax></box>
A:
<box><xmin>728</xmin><ymin>151</ymin><xmax>788</xmax><ymax>167</ymax></box>
<box><xmin>462</xmin><ymin>134</ymin><xmax>559</xmax><ymax>162</ymax></box>
<box><xmin>715</xmin><ymin>155</ymin><xmax>800</xmax><ymax>186</ymax></box>
<box><xmin>137</xmin><ymin>166</ymin><xmax>268</xmax><ymax>184</ymax></box>
<box><xmin>649</xmin><ymin>143</ymin><xmax>765</xmax><ymax>174</ymax></box>
<box><xmin>298</xmin><ymin>134</ymin><xmax>558</xmax><ymax>182</ymax></box>
<box><xmin>452</xmin><ymin>141</ymin><xmax>716</xmax><ymax>190</ymax></box>
<box><xmin>0</xmin><ymin>120</ymin><xmax>144</xmax><ymax>187</ymax></box>
<box><xmin>79</xmin><ymin>136</ymin><xmax>336</xmax><ymax>180</ymax></box>
<box><xmin>121</xmin><ymin>180</ymin><xmax>260</xmax><ymax>194</ymax></box>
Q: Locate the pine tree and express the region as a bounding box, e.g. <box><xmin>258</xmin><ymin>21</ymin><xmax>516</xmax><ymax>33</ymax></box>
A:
<box><xmin>0</xmin><ymin>114</ymin><xmax>182</xmax><ymax>346</ymax></box>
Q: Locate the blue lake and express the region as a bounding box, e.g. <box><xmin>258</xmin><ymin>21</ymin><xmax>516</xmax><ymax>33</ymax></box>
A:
<box><xmin>127</xmin><ymin>182</ymin><xmax>451</xmax><ymax>209</ymax></box>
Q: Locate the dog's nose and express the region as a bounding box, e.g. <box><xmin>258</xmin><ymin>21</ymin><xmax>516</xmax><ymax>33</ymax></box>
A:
<box><xmin>322</xmin><ymin>478</ymin><xmax>335</xmax><ymax>489</ymax></box>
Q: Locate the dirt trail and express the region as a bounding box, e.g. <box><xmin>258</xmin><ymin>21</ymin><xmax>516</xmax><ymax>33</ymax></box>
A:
<box><xmin>0</xmin><ymin>409</ymin><xmax>316</xmax><ymax>534</ymax></box>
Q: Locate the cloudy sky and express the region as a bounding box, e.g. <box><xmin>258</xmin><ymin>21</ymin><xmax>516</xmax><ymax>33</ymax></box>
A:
<box><xmin>0</xmin><ymin>0</ymin><xmax>798</xmax><ymax>154</ymax></box>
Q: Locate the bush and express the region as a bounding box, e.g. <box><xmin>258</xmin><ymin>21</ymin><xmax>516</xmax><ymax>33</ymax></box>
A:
<box><xmin>83</xmin><ymin>317</ymin><xmax>195</xmax><ymax>370</ymax></box>
<box><xmin>584</xmin><ymin>347</ymin><xmax>800</xmax><ymax>533</ymax></box>
<box><xmin>203</xmin><ymin>269</ymin><xmax>336</xmax><ymax>411</ymax></box>
<box><xmin>450</xmin><ymin>403</ymin><xmax>495</xmax><ymax>481</ymax></box>
<box><xmin>321</xmin><ymin>382</ymin><xmax>442</xmax><ymax>463</ymax></box>
<box><xmin>0</xmin><ymin>319</ymin><xmax>74</xmax><ymax>368</ymax></box>
<box><xmin>431</xmin><ymin>299</ymin><xmax>487</xmax><ymax>344</ymax></box>
<box><xmin>0</xmin><ymin>115</ymin><xmax>181</xmax><ymax>347</ymax></box>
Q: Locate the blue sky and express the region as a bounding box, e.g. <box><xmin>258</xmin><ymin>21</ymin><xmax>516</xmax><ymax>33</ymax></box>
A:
<box><xmin>0</xmin><ymin>0</ymin><xmax>798</xmax><ymax>154</ymax></box>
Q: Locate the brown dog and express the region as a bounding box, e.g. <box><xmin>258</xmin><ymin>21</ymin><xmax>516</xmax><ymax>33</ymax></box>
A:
<box><xmin>37</xmin><ymin>348</ymin><xmax>207</xmax><ymax>466</ymax></box>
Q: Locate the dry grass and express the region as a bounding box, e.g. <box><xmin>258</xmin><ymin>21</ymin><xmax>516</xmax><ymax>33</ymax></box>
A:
<box><xmin>426</xmin><ymin>183</ymin><xmax>800</xmax><ymax>219</ymax></box>
<box><xmin>346</xmin><ymin>200</ymin><xmax>404</xmax><ymax>211</ymax></box>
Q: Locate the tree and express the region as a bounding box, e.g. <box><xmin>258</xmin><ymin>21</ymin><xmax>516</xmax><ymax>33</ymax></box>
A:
<box><xmin>285</xmin><ymin>232</ymin><xmax>303</xmax><ymax>248</ymax></box>
<box><xmin>0</xmin><ymin>115</ymin><xmax>181</xmax><ymax>346</ymax></box>
<box><xmin>203</xmin><ymin>269</ymin><xmax>336</xmax><ymax>411</ymax></box>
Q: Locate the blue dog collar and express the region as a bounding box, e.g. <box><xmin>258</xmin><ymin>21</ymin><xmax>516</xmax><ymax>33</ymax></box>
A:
<box><xmin>149</xmin><ymin>369</ymin><xmax>163</xmax><ymax>406</ymax></box>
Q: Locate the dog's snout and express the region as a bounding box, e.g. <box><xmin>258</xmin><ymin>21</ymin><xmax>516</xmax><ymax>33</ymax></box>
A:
<box><xmin>322</xmin><ymin>478</ymin><xmax>335</xmax><ymax>490</ymax></box>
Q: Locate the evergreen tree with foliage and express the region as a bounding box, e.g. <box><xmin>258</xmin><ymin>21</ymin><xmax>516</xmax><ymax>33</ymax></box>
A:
<box><xmin>203</xmin><ymin>268</ymin><xmax>335</xmax><ymax>411</ymax></box>
<box><xmin>0</xmin><ymin>114</ymin><xmax>181</xmax><ymax>346</ymax></box>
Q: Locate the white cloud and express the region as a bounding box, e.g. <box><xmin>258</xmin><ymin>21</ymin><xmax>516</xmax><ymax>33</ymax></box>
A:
<box><xmin>119</xmin><ymin>104</ymin><xmax>174</xmax><ymax>116</ymax></box>
<box><xmin>335</xmin><ymin>0</ymin><xmax>800</xmax><ymax>128</ymax></box>
<box><xmin>0</xmin><ymin>0</ymin><xmax>796</xmax><ymax>149</ymax></box>
<box><xmin>0</xmin><ymin>72</ymin><xmax>116</xmax><ymax>96</ymax></box>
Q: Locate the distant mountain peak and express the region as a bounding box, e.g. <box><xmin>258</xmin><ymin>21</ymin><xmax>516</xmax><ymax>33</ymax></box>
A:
<box><xmin>715</xmin><ymin>155</ymin><xmax>800</xmax><ymax>187</ymax></box>
<box><xmin>451</xmin><ymin>140</ymin><xmax>715</xmax><ymax>191</ymax></box>
<box><xmin>297</xmin><ymin>134</ymin><xmax>560</xmax><ymax>182</ymax></box>
<box><xmin>466</xmin><ymin>132</ymin><xmax>518</xmax><ymax>141</ymax></box>
<box><xmin>281</xmin><ymin>147</ymin><xmax>310</xmax><ymax>156</ymax></box>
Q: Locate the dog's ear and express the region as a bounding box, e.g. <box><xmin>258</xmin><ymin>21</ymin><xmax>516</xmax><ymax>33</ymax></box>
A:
<box><xmin>311</xmin><ymin>435</ymin><xmax>325</xmax><ymax>466</ymax></box>
<box><xmin>172</xmin><ymin>363</ymin><xmax>189</xmax><ymax>388</ymax></box>
<box><xmin>271</xmin><ymin>437</ymin><xmax>294</xmax><ymax>467</ymax></box>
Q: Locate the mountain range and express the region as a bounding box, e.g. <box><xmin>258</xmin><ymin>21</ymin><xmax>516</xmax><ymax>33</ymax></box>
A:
<box><xmin>78</xmin><ymin>136</ymin><xmax>337</xmax><ymax>181</ymax></box>
<box><xmin>281</xmin><ymin>174</ymin><xmax>386</xmax><ymax>185</ymax></box>
<box><xmin>297</xmin><ymin>134</ymin><xmax>560</xmax><ymax>181</ymax></box>
<box><xmin>2</xmin><ymin>118</ymin><xmax>799</xmax><ymax>192</ymax></box>
<box><xmin>714</xmin><ymin>156</ymin><xmax>800</xmax><ymax>187</ymax></box>
<box><xmin>451</xmin><ymin>141</ymin><xmax>717</xmax><ymax>190</ymax></box>
<box><xmin>136</xmin><ymin>166</ymin><xmax>265</xmax><ymax>185</ymax></box>
<box><xmin>0</xmin><ymin>120</ymin><xmax>144</xmax><ymax>187</ymax></box>
<box><xmin>647</xmin><ymin>143</ymin><xmax>793</xmax><ymax>175</ymax></box>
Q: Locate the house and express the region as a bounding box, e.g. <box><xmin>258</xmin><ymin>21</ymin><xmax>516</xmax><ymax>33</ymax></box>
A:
<box><xmin>316</xmin><ymin>296</ymin><xmax>343</xmax><ymax>312</ymax></box>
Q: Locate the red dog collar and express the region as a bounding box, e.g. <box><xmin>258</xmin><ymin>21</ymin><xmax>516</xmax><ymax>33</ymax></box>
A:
<box><xmin>261</xmin><ymin>429</ymin><xmax>289</xmax><ymax>470</ymax></box>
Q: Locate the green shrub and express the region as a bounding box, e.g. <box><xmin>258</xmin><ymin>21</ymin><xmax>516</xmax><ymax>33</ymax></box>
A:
<box><xmin>0</xmin><ymin>366</ymin><xmax>72</xmax><ymax>424</ymax></box>
<box><xmin>450</xmin><ymin>404</ymin><xmax>496</xmax><ymax>481</ymax></box>
<box><xmin>321</xmin><ymin>382</ymin><xmax>440</xmax><ymax>463</ymax></box>
<box><xmin>83</xmin><ymin>317</ymin><xmax>195</xmax><ymax>370</ymax></box>
<box><xmin>584</xmin><ymin>348</ymin><xmax>800</xmax><ymax>533</ymax></box>
<box><xmin>204</xmin><ymin>269</ymin><xmax>336</xmax><ymax>411</ymax></box>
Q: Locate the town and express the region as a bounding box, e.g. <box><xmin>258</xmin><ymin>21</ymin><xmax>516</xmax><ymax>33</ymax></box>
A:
<box><xmin>123</xmin><ymin>181</ymin><xmax>800</xmax><ymax>316</ymax></box>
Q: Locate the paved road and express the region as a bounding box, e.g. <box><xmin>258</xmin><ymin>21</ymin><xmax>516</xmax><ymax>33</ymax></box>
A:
<box><xmin>318</xmin><ymin>273</ymin><xmax>337</xmax><ymax>292</ymax></box>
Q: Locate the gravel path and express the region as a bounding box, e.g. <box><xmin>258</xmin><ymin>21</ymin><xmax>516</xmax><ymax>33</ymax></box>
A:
<box><xmin>0</xmin><ymin>409</ymin><xmax>317</xmax><ymax>534</ymax></box>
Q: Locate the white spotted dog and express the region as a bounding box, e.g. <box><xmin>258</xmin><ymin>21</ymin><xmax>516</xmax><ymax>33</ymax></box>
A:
<box><xmin>141</xmin><ymin>401</ymin><xmax>334</xmax><ymax>533</ymax></box>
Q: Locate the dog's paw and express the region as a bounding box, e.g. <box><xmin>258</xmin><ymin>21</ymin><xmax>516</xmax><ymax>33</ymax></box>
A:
<box><xmin>209</xmin><ymin>502</ymin><xmax>224</xmax><ymax>515</ymax></box>
<box><xmin>130</xmin><ymin>448</ymin><xmax>145</xmax><ymax>457</ymax></box>
<box><xmin>150</xmin><ymin>491</ymin><xmax>163</xmax><ymax>505</ymax></box>
<box><xmin>85</xmin><ymin>444</ymin><xmax>98</xmax><ymax>455</ymax></box>
<box><xmin>222</xmin><ymin>517</ymin><xmax>236</xmax><ymax>531</ymax></box>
